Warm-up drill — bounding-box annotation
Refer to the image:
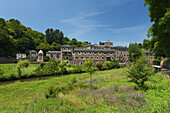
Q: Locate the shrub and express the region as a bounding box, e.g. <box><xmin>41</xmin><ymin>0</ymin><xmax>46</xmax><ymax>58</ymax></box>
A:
<box><xmin>17</xmin><ymin>60</ymin><xmax>30</xmax><ymax>81</ymax></box>
<box><xmin>95</xmin><ymin>62</ymin><xmax>103</xmax><ymax>70</ymax></box>
<box><xmin>153</xmin><ymin>58</ymin><xmax>162</xmax><ymax>65</ymax></box>
<box><xmin>48</xmin><ymin>59</ymin><xmax>60</xmax><ymax>74</ymax></box>
<box><xmin>126</xmin><ymin>56</ymin><xmax>155</xmax><ymax>89</ymax></box>
<box><xmin>44</xmin><ymin>56</ymin><xmax>50</xmax><ymax>62</ymax></box>
<box><xmin>45</xmin><ymin>86</ymin><xmax>57</xmax><ymax>99</ymax></box>
<box><xmin>34</xmin><ymin>62</ymin><xmax>46</xmax><ymax>78</ymax></box>
<box><xmin>84</xmin><ymin>58</ymin><xmax>94</xmax><ymax>90</ymax></box>
<box><xmin>111</xmin><ymin>58</ymin><xmax>120</xmax><ymax>68</ymax></box>
<box><xmin>59</xmin><ymin>60</ymin><xmax>67</xmax><ymax>75</ymax></box>
<box><xmin>0</xmin><ymin>66</ymin><xmax>5</xmax><ymax>76</ymax></box>
<box><xmin>29</xmin><ymin>58</ymin><xmax>37</xmax><ymax>61</ymax></box>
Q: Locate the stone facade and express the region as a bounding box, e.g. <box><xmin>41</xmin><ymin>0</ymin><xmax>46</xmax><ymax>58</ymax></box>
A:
<box><xmin>16</xmin><ymin>53</ymin><xmax>26</xmax><ymax>60</ymax></box>
<box><xmin>46</xmin><ymin>40</ymin><xmax>129</xmax><ymax>65</ymax></box>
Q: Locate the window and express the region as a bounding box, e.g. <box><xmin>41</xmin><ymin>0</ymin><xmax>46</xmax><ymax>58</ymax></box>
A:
<box><xmin>97</xmin><ymin>57</ymin><xmax>99</xmax><ymax>59</ymax></box>
<box><xmin>80</xmin><ymin>62</ymin><xmax>83</xmax><ymax>65</ymax></box>
<box><xmin>76</xmin><ymin>57</ymin><xmax>79</xmax><ymax>59</ymax></box>
<box><xmin>81</xmin><ymin>57</ymin><xmax>83</xmax><ymax>59</ymax></box>
<box><xmin>102</xmin><ymin>57</ymin><xmax>104</xmax><ymax>59</ymax></box>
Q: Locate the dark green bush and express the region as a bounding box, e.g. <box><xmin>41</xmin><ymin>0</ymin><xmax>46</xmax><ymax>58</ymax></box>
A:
<box><xmin>127</xmin><ymin>56</ymin><xmax>155</xmax><ymax>89</ymax></box>
<box><xmin>29</xmin><ymin>58</ymin><xmax>37</xmax><ymax>61</ymax></box>
<box><xmin>44</xmin><ymin>56</ymin><xmax>50</xmax><ymax>62</ymax></box>
<box><xmin>153</xmin><ymin>58</ymin><xmax>162</xmax><ymax>65</ymax></box>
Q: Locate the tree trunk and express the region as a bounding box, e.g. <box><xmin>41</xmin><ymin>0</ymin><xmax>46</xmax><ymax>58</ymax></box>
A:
<box><xmin>90</xmin><ymin>73</ymin><xmax>92</xmax><ymax>90</ymax></box>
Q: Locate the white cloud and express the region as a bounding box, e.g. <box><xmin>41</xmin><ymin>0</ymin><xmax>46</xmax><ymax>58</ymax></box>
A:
<box><xmin>107</xmin><ymin>25</ymin><xmax>145</xmax><ymax>33</ymax></box>
<box><xmin>61</xmin><ymin>12</ymin><xmax>107</xmax><ymax>37</ymax></box>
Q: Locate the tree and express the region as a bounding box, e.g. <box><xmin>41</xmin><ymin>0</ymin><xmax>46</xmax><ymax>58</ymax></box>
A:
<box><xmin>34</xmin><ymin>62</ymin><xmax>46</xmax><ymax>79</ymax></box>
<box><xmin>144</xmin><ymin>0</ymin><xmax>170</xmax><ymax>57</ymax></box>
<box><xmin>126</xmin><ymin>55</ymin><xmax>155</xmax><ymax>89</ymax></box>
<box><xmin>48</xmin><ymin>59</ymin><xmax>60</xmax><ymax>74</ymax></box>
<box><xmin>84</xmin><ymin>58</ymin><xmax>94</xmax><ymax>90</ymax></box>
<box><xmin>143</xmin><ymin>39</ymin><xmax>150</xmax><ymax>50</ymax></box>
<box><xmin>17</xmin><ymin>60</ymin><xmax>30</xmax><ymax>81</ymax></box>
<box><xmin>128</xmin><ymin>43</ymin><xmax>142</xmax><ymax>62</ymax></box>
<box><xmin>59</xmin><ymin>60</ymin><xmax>67</xmax><ymax>75</ymax></box>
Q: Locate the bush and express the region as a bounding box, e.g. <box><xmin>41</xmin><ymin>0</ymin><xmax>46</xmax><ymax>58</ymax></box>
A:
<box><xmin>29</xmin><ymin>58</ymin><xmax>37</xmax><ymax>61</ymax></box>
<box><xmin>95</xmin><ymin>62</ymin><xmax>103</xmax><ymax>70</ymax></box>
<box><xmin>126</xmin><ymin>56</ymin><xmax>155</xmax><ymax>89</ymax></box>
<box><xmin>44</xmin><ymin>56</ymin><xmax>50</xmax><ymax>62</ymax></box>
<box><xmin>153</xmin><ymin>58</ymin><xmax>162</xmax><ymax>65</ymax></box>
<box><xmin>45</xmin><ymin>86</ymin><xmax>57</xmax><ymax>99</ymax></box>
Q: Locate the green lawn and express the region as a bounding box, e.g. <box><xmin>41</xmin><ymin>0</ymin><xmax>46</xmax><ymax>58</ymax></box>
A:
<box><xmin>0</xmin><ymin>63</ymin><xmax>38</xmax><ymax>81</ymax></box>
<box><xmin>0</xmin><ymin>68</ymin><xmax>169</xmax><ymax>113</ymax></box>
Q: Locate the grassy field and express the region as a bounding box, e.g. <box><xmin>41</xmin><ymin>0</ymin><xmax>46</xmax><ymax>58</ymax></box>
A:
<box><xmin>0</xmin><ymin>68</ymin><xmax>169</xmax><ymax>113</ymax></box>
<box><xmin>0</xmin><ymin>63</ymin><xmax>38</xmax><ymax>80</ymax></box>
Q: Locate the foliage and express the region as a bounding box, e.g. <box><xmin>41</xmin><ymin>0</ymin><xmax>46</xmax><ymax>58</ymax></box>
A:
<box><xmin>144</xmin><ymin>0</ymin><xmax>170</xmax><ymax>58</ymax></box>
<box><xmin>80</xmin><ymin>85</ymin><xmax>147</xmax><ymax>111</ymax></box>
<box><xmin>95</xmin><ymin>62</ymin><xmax>103</xmax><ymax>70</ymax></box>
<box><xmin>84</xmin><ymin>58</ymin><xmax>95</xmax><ymax>89</ymax></box>
<box><xmin>102</xmin><ymin>60</ymin><xmax>120</xmax><ymax>70</ymax></box>
<box><xmin>143</xmin><ymin>39</ymin><xmax>150</xmax><ymax>50</ymax></box>
<box><xmin>0</xmin><ymin>66</ymin><xmax>5</xmax><ymax>75</ymax></box>
<box><xmin>43</xmin><ymin>56</ymin><xmax>50</xmax><ymax>62</ymax></box>
<box><xmin>59</xmin><ymin>60</ymin><xmax>67</xmax><ymax>75</ymax></box>
<box><xmin>153</xmin><ymin>57</ymin><xmax>162</xmax><ymax>65</ymax></box>
<box><xmin>45</xmin><ymin>86</ymin><xmax>57</xmax><ymax>99</ymax></box>
<box><xmin>17</xmin><ymin>60</ymin><xmax>30</xmax><ymax>81</ymax></box>
<box><xmin>34</xmin><ymin>62</ymin><xmax>46</xmax><ymax>79</ymax></box>
<box><xmin>0</xmin><ymin>18</ymin><xmax>91</xmax><ymax>57</ymax></box>
<box><xmin>29</xmin><ymin>58</ymin><xmax>37</xmax><ymax>61</ymax></box>
<box><xmin>126</xmin><ymin>55</ymin><xmax>155</xmax><ymax>89</ymax></box>
<box><xmin>48</xmin><ymin>59</ymin><xmax>60</xmax><ymax>74</ymax></box>
<box><xmin>128</xmin><ymin>43</ymin><xmax>142</xmax><ymax>62</ymax></box>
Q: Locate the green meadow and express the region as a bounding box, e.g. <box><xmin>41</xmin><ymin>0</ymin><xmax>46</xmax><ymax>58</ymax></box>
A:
<box><xmin>0</xmin><ymin>68</ymin><xmax>169</xmax><ymax>113</ymax></box>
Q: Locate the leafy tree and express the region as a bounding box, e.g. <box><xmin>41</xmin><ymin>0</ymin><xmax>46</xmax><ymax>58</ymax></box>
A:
<box><xmin>36</xmin><ymin>42</ymin><xmax>51</xmax><ymax>53</ymax></box>
<box><xmin>59</xmin><ymin>60</ymin><xmax>67</xmax><ymax>75</ymax></box>
<box><xmin>143</xmin><ymin>39</ymin><xmax>150</xmax><ymax>50</ymax></box>
<box><xmin>144</xmin><ymin>0</ymin><xmax>170</xmax><ymax>57</ymax></box>
<box><xmin>126</xmin><ymin>55</ymin><xmax>155</xmax><ymax>89</ymax></box>
<box><xmin>48</xmin><ymin>59</ymin><xmax>60</xmax><ymax>74</ymax></box>
<box><xmin>17</xmin><ymin>60</ymin><xmax>30</xmax><ymax>81</ymax></box>
<box><xmin>84</xmin><ymin>58</ymin><xmax>94</xmax><ymax>90</ymax></box>
<box><xmin>34</xmin><ymin>62</ymin><xmax>46</xmax><ymax>79</ymax></box>
<box><xmin>128</xmin><ymin>43</ymin><xmax>142</xmax><ymax>62</ymax></box>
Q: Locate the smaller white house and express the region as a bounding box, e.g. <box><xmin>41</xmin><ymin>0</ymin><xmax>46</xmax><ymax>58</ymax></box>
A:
<box><xmin>16</xmin><ymin>53</ymin><xmax>26</xmax><ymax>60</ymax></box>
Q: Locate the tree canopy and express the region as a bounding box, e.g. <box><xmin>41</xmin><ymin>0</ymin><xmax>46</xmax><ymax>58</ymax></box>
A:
<box><xmin>128</xmin><ymin>43</ymin><xmax>142</xmax><ymax>62</ymax></box>
<box><xmin>144</xmin><ymin>0</ymin><xmax>170</xmax><ymax>58</ymax></box>
<box><xmin>0</xmin><ymin>18</ymin><xmax>90</xmax><ymax>57</ymax></box>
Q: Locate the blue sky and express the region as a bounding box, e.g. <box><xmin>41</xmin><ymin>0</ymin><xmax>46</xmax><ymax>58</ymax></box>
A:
<box><xmin>0</xmin><ymin>0</ymin><xmax>152</xmax><ymax>46</ymax></box>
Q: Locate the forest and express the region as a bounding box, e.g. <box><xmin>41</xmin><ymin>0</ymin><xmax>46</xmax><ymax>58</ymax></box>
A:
<box><xmin>0</xmin><ymin>18</ymin><xmax>91</xmax><ymax>57</ymax></box>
